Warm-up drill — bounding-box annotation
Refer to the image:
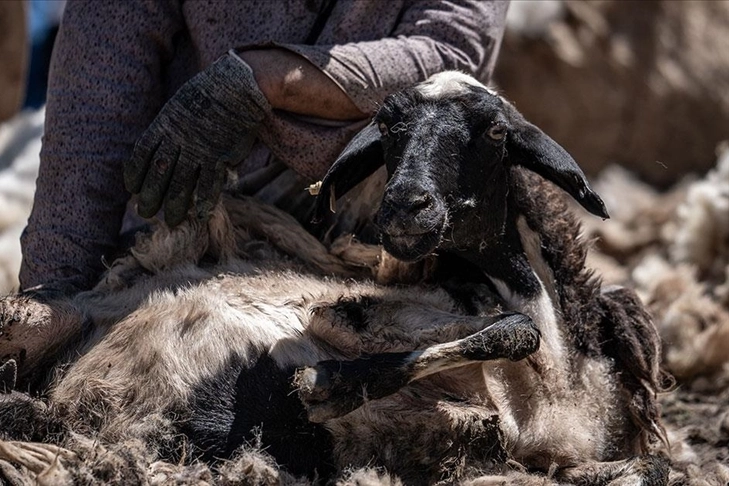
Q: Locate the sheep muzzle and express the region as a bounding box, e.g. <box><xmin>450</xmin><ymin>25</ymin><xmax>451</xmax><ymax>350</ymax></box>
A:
<box><xmin>376</xmin><ymin>190</ymin><xmax>447</xmax><ymax>261</ymax></box>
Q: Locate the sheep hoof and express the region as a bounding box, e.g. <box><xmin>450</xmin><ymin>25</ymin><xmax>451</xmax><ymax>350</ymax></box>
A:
<box><xmin>295</xmin><ymin>354</ymin><xmax>412</xmax><ymax>423</ymax></box>
<box><xmin>0</xmin><ymin>292</ymin><xmax>83</xmax><ymax>385</ymax></box>
<box><xmin>460</xmin><ymin>313</ymin><xmax>541</xmax><ymax>362</ymax></box>
<box><xmin>0</xmin><ymin>360</ymin><xmax>16</xmax><ymax>393</ymax></box>
<box><xmin>294</xmin><ymin>365</ymin><xmax>357</xmax><ymax>423</ymax></box>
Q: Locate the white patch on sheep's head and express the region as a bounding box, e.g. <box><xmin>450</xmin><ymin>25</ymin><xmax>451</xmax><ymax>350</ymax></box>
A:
<box><xmin>415</xmin><ymin>71</ymin><xmax>498</xmax><ymax>99</ymax></box>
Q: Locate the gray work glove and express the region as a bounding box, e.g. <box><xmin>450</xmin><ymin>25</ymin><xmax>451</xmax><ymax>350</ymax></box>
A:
<box><xmin>125</xmin><ymin>50</ymin><xmax>271</xmax><ymax>227</ymax></box>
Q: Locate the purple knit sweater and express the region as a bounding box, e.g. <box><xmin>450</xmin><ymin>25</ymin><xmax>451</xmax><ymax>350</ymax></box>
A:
<box><xmin>20</xmin><ymin>0</ymin><xmax>508</xmax><ymax>292</ymax></box>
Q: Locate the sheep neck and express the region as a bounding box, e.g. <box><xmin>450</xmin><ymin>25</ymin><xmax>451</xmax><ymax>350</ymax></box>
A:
<box><xmin>441</xmin><ymin>199</ymin><xmax>572</xmax><ymax>390</ymax></box>
<box><xmin>444</xmin><ymin>199</ymin><xmax>542</xmax><ymax>299</ymax></box>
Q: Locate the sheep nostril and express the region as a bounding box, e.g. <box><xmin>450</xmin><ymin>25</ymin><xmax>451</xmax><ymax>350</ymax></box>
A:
<box><xmin>408</xmin><ymin>194</ymin><xmax>434</xmax><ymax>213</ymax></box>
<box><xmin>378</xmin><ymin>192</ymin><xmax>440</xmax><ymax>233</ymax></box>
<box><xmin>384</xmin><ymin>193</ymin><xmax>434</xmax><ymax>216</ymax></box>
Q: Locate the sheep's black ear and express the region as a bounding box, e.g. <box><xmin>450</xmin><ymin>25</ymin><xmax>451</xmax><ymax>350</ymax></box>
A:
<box><xmin>508</xmin><ymin>122</ymin><xmax>609</xmax><ymax>219</ymax></box>
<box><xmin>313</xmin><ymin>122</ymin><xmax>384</xmax><ymax>221</ymax></box>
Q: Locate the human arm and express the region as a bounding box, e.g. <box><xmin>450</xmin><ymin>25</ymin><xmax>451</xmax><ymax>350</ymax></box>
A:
<box><xmin>242</xmin><ymin>1</ymin><xmax>510</xmax><ymax>128</ymax></box>
<box><xmin>274</xmin><ymin>0</ymin><xmax>510</xmax><ymax>114</ymax></box>
<box><xmin>249</xmin><ymin>0</ymin><xmax>510</xmax><ymax>180</ymax></box>
<box><xmin>126</xmin><ymin>0</ymin><xmax>509</xmax><ymax>224</ymax></box>
<box><xmin>20</xmin><ymin>0</ymin><xmax>184</xmax><ymax>292</ymax></box>
<box><xmin>238</xmin><ymin>48</ymin><xmax>365</xmax><ymax>121</ymax></box>
<box><xmin>124</xmin><ymin>46</ymin><xmax>366</xmax><ymax>226</ymax></box>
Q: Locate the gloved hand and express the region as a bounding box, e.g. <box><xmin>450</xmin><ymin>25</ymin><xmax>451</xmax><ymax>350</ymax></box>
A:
<box><xmin>125</xmin><ymin>50</ymin><xmax>271</xmax><ymax>227</ymax></box>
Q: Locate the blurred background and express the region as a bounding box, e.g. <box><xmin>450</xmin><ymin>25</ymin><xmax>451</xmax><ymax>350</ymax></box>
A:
<box><xmin>498</xmin><ymin>0</ymin><xmax>729</xmax><ymax>188</ymax></box>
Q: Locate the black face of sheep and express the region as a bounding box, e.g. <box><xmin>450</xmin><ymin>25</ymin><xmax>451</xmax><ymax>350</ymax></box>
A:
<box><xmin>315</xmin><ymin>72</ymin><xmax>609</xmax><ymax>265</ymax></box>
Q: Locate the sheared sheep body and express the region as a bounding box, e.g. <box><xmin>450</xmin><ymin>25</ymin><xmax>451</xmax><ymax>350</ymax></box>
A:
<box><xmin>2</xmin><ymin>198</ymin><xmax>520</xmax><ymax>482</ymax></box>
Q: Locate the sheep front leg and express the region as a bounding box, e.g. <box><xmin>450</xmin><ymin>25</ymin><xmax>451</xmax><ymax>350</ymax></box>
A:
<box><xmin>306</xmin><ymin>282</ymin><xmax>504</xmax><ymax>358</ymax></box>
<box><xmin>295</xmin><ymin>312</ymin><xmax>539</xmax><ymax>423</ymax></box>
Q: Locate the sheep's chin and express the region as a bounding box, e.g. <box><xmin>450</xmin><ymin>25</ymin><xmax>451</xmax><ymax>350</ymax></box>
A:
<box><xmin>381</xmin><ymin>231</ymin><xmax>442</xmax><ymax>262</ymax></box>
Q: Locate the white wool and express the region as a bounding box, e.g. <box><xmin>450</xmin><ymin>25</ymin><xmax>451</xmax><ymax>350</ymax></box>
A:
<box><xmin>670</xmin><ymin>146</ymin><xmax>729</xmax><ymax>277</ymax></box>
<box><xmin>0</xmin><ymin>223</ymin><xmax>24</xmax><ymax>293</ymax></box>
<box><xmin>506</xmin><ymin>0</ymin><xmax>565</xmax><ymax>39</ymax></box>
<box><xmin>416</xmin><ymin>71</ymin><xmax>497</xmax><ymax>98</ymax></box>
<box><xmin>628</xmin><ymin>157</ymin><xmax>729</xmax><ymax>380</ymax></box>
<box><xmin>0</xmin><ymin>107</ymin><xmax>44</xmax><ymax>293</ymax></box>
<box><xmin>631</xmin><ymin>253</ymin><xmax>675</xmax><ymax>298</ymax></box>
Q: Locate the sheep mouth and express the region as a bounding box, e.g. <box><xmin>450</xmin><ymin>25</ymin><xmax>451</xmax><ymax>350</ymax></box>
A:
<box><xmin>381</xmin><ymin>229</ymin><xmax>443</xmax><ymax>262</ymax></box>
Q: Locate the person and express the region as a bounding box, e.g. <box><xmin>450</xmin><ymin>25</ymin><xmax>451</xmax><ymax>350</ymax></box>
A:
<box><xmin>7</xmin><ymin>0</ymin><xmax>509</xmax><ymax>382</ymax></box>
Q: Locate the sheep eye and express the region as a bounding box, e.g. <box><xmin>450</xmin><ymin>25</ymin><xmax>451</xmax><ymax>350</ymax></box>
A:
<box><xmin>377</xmin><ymin>121</ymin><xmax>389</xmax><ymax>137</ymax></box>
<box><xmin>487</xmin><ymin>124</ymin><xmax>507</xmax><ymax>141</ymax></box>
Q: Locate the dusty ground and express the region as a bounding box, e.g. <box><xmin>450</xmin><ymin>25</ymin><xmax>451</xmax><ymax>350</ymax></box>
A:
<box><xmin>661</xmin><ymin>384</ymin><xmax>729</xmax><ymax>479</ymax></box>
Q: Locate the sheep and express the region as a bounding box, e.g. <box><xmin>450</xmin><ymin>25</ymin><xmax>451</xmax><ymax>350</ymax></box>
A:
<box><xmin>0</xmin><ymin>71</ymin><xmax>669</xmax><ymax>484</ymax></box>
<box><xmin>302</xmin><ymin>71</ymin><xmax>669</xmax><ymax>474</ymax></box>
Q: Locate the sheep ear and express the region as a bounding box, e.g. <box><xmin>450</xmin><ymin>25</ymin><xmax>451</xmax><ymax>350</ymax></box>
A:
<box><xmin>313</xmin><ymin>122</ymin><xmax>384</xmax><ymax>220</ymax></box>
<box><xmin>509</xmin><ymin>123</ymin><xmax>609</xmax><ymax>219</ymax></box>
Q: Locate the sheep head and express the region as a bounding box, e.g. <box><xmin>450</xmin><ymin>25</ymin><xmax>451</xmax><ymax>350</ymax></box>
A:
<box><xmin>315</xmin><ymin>71</ymin><xmax>608</xmax><ymax>263</ymax></box>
